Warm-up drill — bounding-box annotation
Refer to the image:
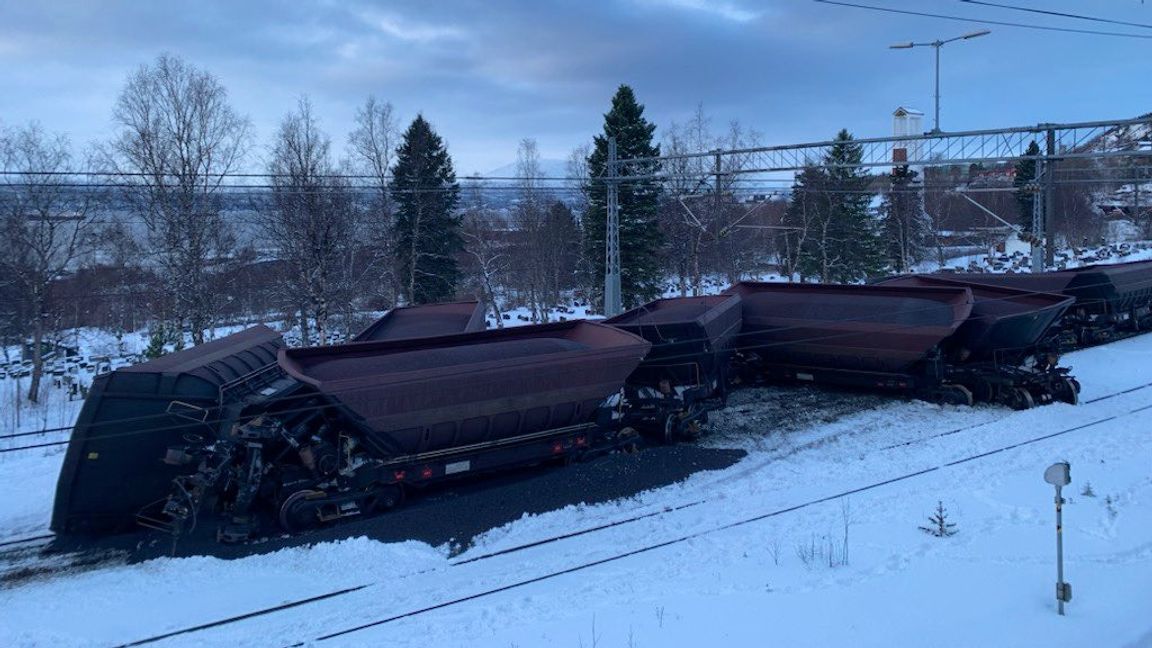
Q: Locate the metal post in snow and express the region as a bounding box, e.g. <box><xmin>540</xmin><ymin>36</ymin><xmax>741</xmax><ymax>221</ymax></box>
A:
<box><xmin>604</xmin><ymin>136</ymin><xmax>622</xmax><ymax>317</ymax></box>
<box><xmin>1031</xmin><ymin>173</ymin><xmax>1045</xmax><ymax>273</ymax></box>
<box><xmin>1044</xmin><ymin>128</ymin><xmax>1057</xmax><ymax>268</ymax></box>
<box><xmin>1044</xmin><ymin>461</ymin><xmax>1072</xmax><ymax>615</ymax></box>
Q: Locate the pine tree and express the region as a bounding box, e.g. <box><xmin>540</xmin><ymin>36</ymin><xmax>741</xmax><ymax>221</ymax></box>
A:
<box><xmin>1014</xmin><ymin>140</ymin><xmax>1042</xmax><ymax>235</ymax></box>
<box><xmin>919</xmin><ymin>500</ymin><xmax>958</xmax><ymax>537</ymax></box>
<box><xmin>787</xmin><ymin>130</ymin><xmax>883</xmax><ymax>283</ymax></box>
<box><xmin>881</xmin><ymin>165</ymin><xmax>928</xmax><ymax>272</ymax></box>
<box><xmin>583</xmin><ymin>85</ymin><xmax>664</xmax><ymax>309</ymax></box>
<box><xmin>391</xmin><ymin>115</ymin><xmax>462</xmax><ymax>304</ymax></box>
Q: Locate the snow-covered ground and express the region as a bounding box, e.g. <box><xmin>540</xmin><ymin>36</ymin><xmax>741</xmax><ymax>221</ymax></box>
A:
<box><xmin>3</xmin><ymin>325</ymin><xmax>1151</xmax><ymax>646</ymax></box>
<box><xmin>918</xmin><ymin>236</ymin><xmax>1152</xmax><ymax>275</ymax></box>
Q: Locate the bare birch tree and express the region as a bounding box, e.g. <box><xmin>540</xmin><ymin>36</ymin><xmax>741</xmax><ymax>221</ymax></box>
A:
<box><xmin>460</xmin><ymin>180</ymin><xmax>507</xmax><ymax>326</ymax></box>
<box><xmin>0</xmin><ymin>123</ymin><xmax>95</xmax><ymax>402</ymax></box>
<box><xmin>510</xmin><ymin>138</ymin><xmax>551</xmax><ymax>321</ymax></box>
<box><xmin>348</xmin><ymin>95</ymin><xmax>400</xmax><ymax>305</ymax></box>
<box><xmin>108</xmin><ymin>54</ymin><xmax>251</xmax><ymax>345</ymax></box>
<box><xmin>660</xmin><ymin>107</ymin><xmax>765</xmax><ymax>290</ymax></box>
<box><xmin>262</xmin><ymin>97</ymin><xmax>357</xmax><ymax>345</ymax></box>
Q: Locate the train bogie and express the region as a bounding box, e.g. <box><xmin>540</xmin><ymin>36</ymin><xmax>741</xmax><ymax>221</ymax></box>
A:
<box><xmin>51</xmin><ymin>326</ymin><xmax>289</xmax><ymax>535</ymax></box>
<box><xmin>605</xmin><ymin>295</ymin><xmax>742</xmax><ymax>441</ymax></box>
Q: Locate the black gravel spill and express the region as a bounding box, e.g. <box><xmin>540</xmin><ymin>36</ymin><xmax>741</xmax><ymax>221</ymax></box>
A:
<box><xmin>48</xmin><ymin>444</ymin><xmax>746</xmax><ymax>563</ymax></box>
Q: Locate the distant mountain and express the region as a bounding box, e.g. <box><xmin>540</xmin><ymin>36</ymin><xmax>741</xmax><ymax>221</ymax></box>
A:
<box><xmin>472</xmin><ymin>159</ymin><xmax>572</xmax><ymax>184</ymax></box>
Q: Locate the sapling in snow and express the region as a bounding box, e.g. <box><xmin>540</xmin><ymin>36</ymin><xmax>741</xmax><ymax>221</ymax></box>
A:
<box><xmin>919</xmin><ymin>500</ymin><xmax>957</xmax><ymax>537</ymax></box>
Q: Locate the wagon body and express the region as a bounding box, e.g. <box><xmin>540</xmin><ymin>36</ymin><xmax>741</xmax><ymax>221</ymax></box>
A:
<box><xmin>937</xmin><ymin>259</ymin><xmax>1152</xmax><ymax>315</ymax></box>
<box><xmin>353</xmin><ymin>301</ymin><xmax>486</xmax><ymax>342</ymax></box>
<box><xmin>725</xmin><ymin>282</ymin><xmax>973</xmax><ymax>375</ymax></box>
<box><xmin>876</xmin><ymin>275</ymin><xmax>1073</xmax><ymax>359</ymax></box>
<box><xmin>279</xmin><ymin>320</ymin><xmax>651</xmax><ymax>457</ymax></box>
<box><xmin>604</xmin><ymin>294</ymin><xmax>742</xmax><ymax>392</ymax></box>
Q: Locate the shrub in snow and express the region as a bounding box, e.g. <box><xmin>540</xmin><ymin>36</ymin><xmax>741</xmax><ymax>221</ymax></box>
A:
<box><xmin>1105</xmin><ymin>494</ymin><xmax>1119</xmax><ymax>520</ymax></box>
<box><xmin>794</xmin><ymin>532</ymin><xmax>848</xmax><ymax>567</ymax></box>
<box><xmin>919</xmin><ymin>500</ymin><xmax>957</xmax><ymax>537</ymax></box>
<box><xmin>1081</xmin><ymin>481</ymin><xmax>1096</xmax><ymax>497</ymax></box>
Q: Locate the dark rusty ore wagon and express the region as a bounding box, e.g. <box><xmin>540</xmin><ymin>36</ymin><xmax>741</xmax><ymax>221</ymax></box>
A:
<box><xmin>876</xmin><ymin>275</ymin><xmax>1077</xmax><ymax>407</ymax></box>
<box><xmin>52</xmin><ymin>320</ymin><xmax>649</xmax><ymax>541</ymax></box>
<box><xmin>724</xmin><ymin>281</ymin><xmax>1076</xmax><ymax>408</ymax></box>
<box><xmin>352</xmin><ymin>300</ymin><xmax>487</xmax><ymax>342</ymax></box>
<box><xmin>935</xmin><ymin>259</ymin><xmax>1152</xmax><ymax>345</ymax></box>
<box><xmin>604</xmin><ymin>295</ymin><xmax>742</xmax><ymax>442</ymax></box>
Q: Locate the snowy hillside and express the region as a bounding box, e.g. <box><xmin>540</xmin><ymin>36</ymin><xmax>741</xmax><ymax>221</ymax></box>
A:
<box><xmin>3</xmin><ymin>328</ymin><xmax>1151</xmax><ymax>646</ymax></box>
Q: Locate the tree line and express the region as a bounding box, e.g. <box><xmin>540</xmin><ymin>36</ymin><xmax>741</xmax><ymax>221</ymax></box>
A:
<box><xmin>1</xmin><ymin>53</ymin><xmax>1123</xmax><ymax>403</ymax></box>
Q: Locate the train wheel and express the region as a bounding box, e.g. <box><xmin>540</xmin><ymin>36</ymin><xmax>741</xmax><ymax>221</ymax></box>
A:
<box><xmin>1053</xmin><ymin>377</ymin><xmax>1080</xmax><ymax>406</ymax></box>
<box><xmin>1007</xmin><ymin>387</ymin><xmax>1035</xmax><ymax>411</ymax></box>
<box><xmin>943</xmin><ymin>384</ymin><xmax>974</xmax><ymax>407</ymax></box>
<box><xmin>661</xmin><ymin>414</ymin><xmax>680</xmax><ymax>444</ymax></box>
<box><xmin>279</xmin><ymin>489</ymin><xmax>324</xmax><ymax>532</ymax></box>
<box><xmin>969</xmin><ymin>378</ymin><xmax>995</xmax><ymax>404</ymax></box>
<box><xmin>373</xmin><ymin>484</ymin><xmax>405</xmax><ymax>512</ymax></box>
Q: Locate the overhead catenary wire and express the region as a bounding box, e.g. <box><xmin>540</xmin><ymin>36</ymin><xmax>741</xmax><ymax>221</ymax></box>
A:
<box><xmin>958</xmin><ymin>1</ymin><xmax>1152</xmax><ymax>31</ymax></box>
<box><xmin>813</xmin><ymin>0</ymin><xmax>1152</xmax><ymax>39</ymax></box>
<box><xmin>2</xmin><ymin>269</ymin><xmax>1147</xmax><ymax>451</ymax></box>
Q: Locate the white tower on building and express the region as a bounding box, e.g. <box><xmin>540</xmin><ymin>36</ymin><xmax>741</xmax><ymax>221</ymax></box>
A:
<box><xmin>892</xmin><ymin>106</ymin><xmax>924</xmax><ymax>174</ymax></box>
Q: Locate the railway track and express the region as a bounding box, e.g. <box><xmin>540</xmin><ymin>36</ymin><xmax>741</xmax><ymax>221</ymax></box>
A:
<box><xmin>0</xmin><ymin>532</ymin><xmax>53</xmax><ymax>549</ymax></box>
<box><xmin>106</xmin><ymin>379</ymin><xmax>1152</xmax><ymax>647</ymax></box>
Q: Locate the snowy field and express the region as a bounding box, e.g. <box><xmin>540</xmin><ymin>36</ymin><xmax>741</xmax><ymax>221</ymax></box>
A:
<box><xmin>3</xmin><ymin>326</ymin><xmax>1151</xmax><ymax>646</ymax></box>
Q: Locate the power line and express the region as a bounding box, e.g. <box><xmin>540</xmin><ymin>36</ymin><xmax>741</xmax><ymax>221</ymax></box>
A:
<box><xmin>813</xmin><ymin>0</ymin><xmax>1152</xmax><ymax>39</ymax></box>
<box><xmin>958</xmin><ymin>0</ymin><xmax>1152</xmax><ymax>31</ymax></box>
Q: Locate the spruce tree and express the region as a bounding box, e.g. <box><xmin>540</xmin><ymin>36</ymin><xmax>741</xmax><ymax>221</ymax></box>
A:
<box><xmin>881</xmin><ymin>165</ymin><xmax>928</xmax><ymax>272</ymax></box>
<box><xmin>792</xmin><ymin>130</ymin><xmax>884</xmax><ymax>283</ymax></box>
<box><xmin>1014</xmin><ymin>140</ymin><xmax>1041</xmax><ymax>235</ymax></box>
<box><xmin>391</xmin><ymin>115</ymin><xmax>462</xmax><ymax>304</ymax></box>
<box><xmin>583</xmin><ymin>85</ymin><xmax>664</xmax><ymax>309</ymax></box>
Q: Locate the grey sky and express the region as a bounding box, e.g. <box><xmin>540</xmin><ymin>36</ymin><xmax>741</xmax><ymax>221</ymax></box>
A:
<box><xmin>1</xmin><ymin>0</ymin><xmax>1149</xmax><ymax>174</ymax></box>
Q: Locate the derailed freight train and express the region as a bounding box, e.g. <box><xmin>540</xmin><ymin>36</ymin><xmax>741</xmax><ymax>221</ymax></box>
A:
<box><xmin>53</xmin><ymin>320</ymin><xmax>650</xmax><ymax>541</ymax></box>
<box><xmin>52</xmin><ymin>271</ymin><xmax>1101</xmax><ymax>543</ymax></box>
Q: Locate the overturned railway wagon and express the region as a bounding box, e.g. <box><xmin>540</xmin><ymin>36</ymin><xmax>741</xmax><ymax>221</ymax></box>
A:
<box><xmin>935</xmin><ymin>259</ymin><xmax>1152</xmax><ymax>345</ymax></box>
<box><xmin>52</xmin><ymin>321</ymin><xmax>650</xmax><ymax>540</ymax></box>
<box><xmin>51</xmin><ymin>326</ymin><xmax>288</xmax><ymax>535</ymax></box>
<box><xmin>724</xmin><ymin>281</ymin><xmax>1075</xmax><ymax>408</ymax></box>
<box><xmin>604</xmin><ymin>294</ymin><xmax>742</xmax><ymax>441</ymax></box>
<box><xmin>352</xmin><ymin>300</ymin><xmax>486</xmax><ymax>342</ymax></box>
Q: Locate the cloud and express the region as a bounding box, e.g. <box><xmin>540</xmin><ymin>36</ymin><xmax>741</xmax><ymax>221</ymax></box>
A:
<box><xmin>0</xmin><ymin>0</ymin><xmax>1146</xmax><ymax>173</ymax></box>
<box><xmin>636</xmin><ymin>0</ymin><xmax>762</xmax><ymax>23</ymax></box>
<box><xmin>354</xmin><ymin>8</ymin><xmax>466</xmax><ymax>44</ymax></box>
